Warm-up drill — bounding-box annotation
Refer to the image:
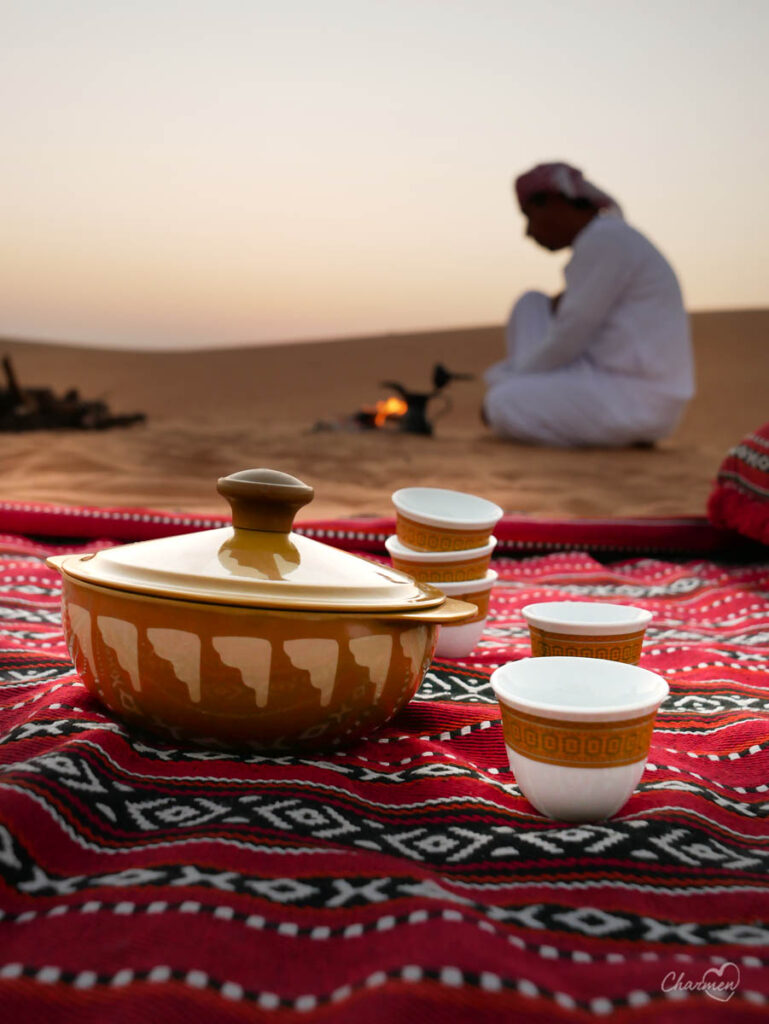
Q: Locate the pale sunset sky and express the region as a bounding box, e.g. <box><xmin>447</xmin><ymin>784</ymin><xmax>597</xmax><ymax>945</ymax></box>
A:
<box><xmin>2</xmin><ymin>1</ymin><xmax>768</xmax><ymax>349</ymax></box>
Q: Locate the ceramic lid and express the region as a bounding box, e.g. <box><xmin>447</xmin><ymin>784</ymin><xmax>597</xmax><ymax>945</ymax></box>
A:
<box><xmin>56</xmin><ymin>469</ymin><xmax>447</xmax><ymax>612</ymax></box>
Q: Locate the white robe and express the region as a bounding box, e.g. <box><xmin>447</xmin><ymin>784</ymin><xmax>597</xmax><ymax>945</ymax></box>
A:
<box><xmin>484</xmin><ymin>214</ymin><xmax>695</xmax><ymax>447</ymax></box>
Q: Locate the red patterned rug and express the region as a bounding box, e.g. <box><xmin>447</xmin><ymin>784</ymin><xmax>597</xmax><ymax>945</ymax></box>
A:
<box><xmin>0</xmin><ymin>506</ymin><xmax>768</xmax><ymax>1022</ymax></box>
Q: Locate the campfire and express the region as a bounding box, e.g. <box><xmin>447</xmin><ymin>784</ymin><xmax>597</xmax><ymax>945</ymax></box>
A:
<box><xmin>312</xmin><ymin>363</ymin><xmax>473</xmax><ymax>436</ymax></box>
<box><xmin>372</xmin><ymin>395</ymin><xmax>409</xmax><ymax>428</ymax></box>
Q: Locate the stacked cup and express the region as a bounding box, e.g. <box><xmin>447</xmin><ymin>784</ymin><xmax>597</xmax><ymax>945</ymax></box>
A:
<box><xmin>386</xmin><ymin>487</ymin><xmax>503</xmax><ymax>657</ymax></box>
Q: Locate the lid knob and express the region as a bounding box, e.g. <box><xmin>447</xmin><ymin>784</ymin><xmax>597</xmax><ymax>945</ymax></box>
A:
<box><xmin>217</xmin><ymin>469</ymin><xmax>315</xmax><ymax>533</ymax></box>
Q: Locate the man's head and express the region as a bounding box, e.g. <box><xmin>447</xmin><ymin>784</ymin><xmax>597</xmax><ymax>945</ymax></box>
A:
<box><xmin>521</xmin><ymin>191</ymin><xmax>598</xmax><ymax>251</ymax></box>
<box><xmin>514</xmin><ymin>162</ymin><xmax>620</xmax><ymax>251</ymax></box>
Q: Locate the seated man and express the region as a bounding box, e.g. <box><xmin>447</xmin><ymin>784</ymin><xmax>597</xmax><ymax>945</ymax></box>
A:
<box><xmin>483</xmin><ymin>162</ymin><xmax>695</xmax><ymax>447</ymax></box>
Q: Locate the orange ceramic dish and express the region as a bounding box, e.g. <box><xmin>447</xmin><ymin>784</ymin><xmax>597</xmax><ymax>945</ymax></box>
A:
<box><xmin>47</xmin><ymin>470</ymin><xmax>474</xmax><ymax>751</ymax></box>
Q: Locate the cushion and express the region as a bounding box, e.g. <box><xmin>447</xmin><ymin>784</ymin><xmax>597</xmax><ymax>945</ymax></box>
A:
<box><xmin>707</xmin><ymin>422</ymin><xmax>769</xmax><ymax>545</ymax></box>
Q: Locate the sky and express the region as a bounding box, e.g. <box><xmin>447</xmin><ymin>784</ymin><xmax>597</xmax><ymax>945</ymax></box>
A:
<box><xmin>2</xmin><ymin>0</ymin><xmax>768</xmax><ymax>349</ymax></box>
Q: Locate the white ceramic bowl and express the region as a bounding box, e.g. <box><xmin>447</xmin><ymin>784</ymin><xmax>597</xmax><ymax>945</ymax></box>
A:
<box><xmin>385</xmin><ymin>534</ymin><xmax>497</xmax><ymax>583</ymax></box>
<box><xmin>434</xmin><ymin>570</ymin><xmax>497</xmax><ymax>658</ymax></box>
<box><xmin>392</xmin><ymin>487</ymin><xmax>503</xmax><ymax>552</ymax></box>
<box><xmin>491</xmin><ymin>656</ymin><xmax>668</xmax><ymax>821</ymax></box>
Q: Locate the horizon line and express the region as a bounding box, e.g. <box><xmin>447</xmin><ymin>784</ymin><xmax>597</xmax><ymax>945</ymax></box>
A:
<box><xmin>2</xmin><ymin>304</ymin><xmax>767</xmax><ymax>356</ymax></box>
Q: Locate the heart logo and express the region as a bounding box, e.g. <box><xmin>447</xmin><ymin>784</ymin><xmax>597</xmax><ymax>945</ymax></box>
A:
<box><xmin>701</xmin><ymin>962</ymin><xmax>740</xmax><ymax>1002</ymax></box>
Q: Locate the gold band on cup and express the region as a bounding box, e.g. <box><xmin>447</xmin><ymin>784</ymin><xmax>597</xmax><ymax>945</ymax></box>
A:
<box><xmin>500</xmin><ymin>704</ymin><xmax>658</xmax><ymax>768</ymax></box>
<box><xmin>528</xmin><ymin>625</ymin><xmax>646</xmax><ymax>664</ymax></box>
<box><xmin>396</xmin><ymin>513</ymin><xmax>491</xmax><ymax>552</ymax></box>
<box><xmin>438</xmin><ymin>587</ymin><xmax>491</xmax><ymax>623</ymax></box>
<box><xmin>390</xmin><ymin>552</ymin><xmax>492</xmax><ymax>583</ymax></box>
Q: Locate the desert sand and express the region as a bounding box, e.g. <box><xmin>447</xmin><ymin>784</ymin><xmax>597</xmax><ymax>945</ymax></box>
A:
<box><xmin>1</xmin><ymin>309</ymin><xmax>767</xmax><ymax>522</ymax></box>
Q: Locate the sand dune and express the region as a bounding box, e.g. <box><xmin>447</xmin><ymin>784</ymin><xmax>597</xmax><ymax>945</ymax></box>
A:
<box><xmin>1</xmin><ymin>310</ymin><xmax>767</xmax><ymax>521</ymax></box>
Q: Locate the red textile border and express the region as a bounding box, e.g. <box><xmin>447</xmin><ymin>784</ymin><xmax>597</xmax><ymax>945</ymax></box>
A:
<box><xmin>0</xmin><ymin>500</ymin><xmax>226</xmax><ymax>542</ymax></box>
<box><xmin>300</xmin><ymin>514</ymin><xmax>748</xmax><ymax>557</ymax></box>
<box><xmin>0</xmin><ymin>499</ymin><xmax>749</xmax><ymax>557</ymax></box>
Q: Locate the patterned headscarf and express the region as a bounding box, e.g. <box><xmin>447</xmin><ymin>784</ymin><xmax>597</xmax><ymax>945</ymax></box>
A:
<box><xmin>515</xmin><ymin>162</ymin><xmax>622</xmax><ymax>216</ymax></box>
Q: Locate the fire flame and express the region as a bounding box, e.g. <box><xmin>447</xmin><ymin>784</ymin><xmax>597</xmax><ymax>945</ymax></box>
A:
<box><xmin>374</xmin><ymin>396</ymin><xmax>408</xmax><ymax>427</ymax></box>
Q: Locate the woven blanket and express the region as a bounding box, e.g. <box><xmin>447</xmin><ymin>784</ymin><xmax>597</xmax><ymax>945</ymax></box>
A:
<box><xmin>1</xmin><ymin>510</ymin><xmax>768</xmax><ymax>1022</ymax></box>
